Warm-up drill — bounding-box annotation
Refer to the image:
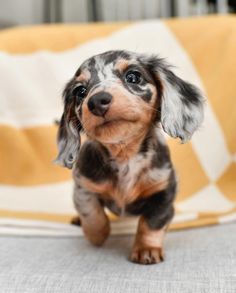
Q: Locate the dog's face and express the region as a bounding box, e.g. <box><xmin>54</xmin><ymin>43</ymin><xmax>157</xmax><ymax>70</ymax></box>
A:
<box><xmin>56</xmin><ymin>50</ymin><xmax>204</xmax><ymax>168</ymax></box>
<box><xmin>75</xmin><ymin>52</ymin><xmax>159</xmax><ymax>145</ymax></box>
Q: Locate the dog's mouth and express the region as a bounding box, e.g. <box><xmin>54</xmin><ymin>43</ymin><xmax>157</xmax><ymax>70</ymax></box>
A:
<box><xmin>91</xmin><ymin>118</ymin><xmax>137</xmax><ymax>141</ymax></box>
<box><xmin>82</xmin><ymin>112</ymin><xmax>141</xmax><ymax>142</ymax></box>
<box><xmin>97</xmin><ymin>119</ymin><xmax>124</xmax><ymax>128</ymax></box>
<box><xmin>95</xmin><ymin>118</ymin><xmax>138</xmax><ymax>130</ymax></box>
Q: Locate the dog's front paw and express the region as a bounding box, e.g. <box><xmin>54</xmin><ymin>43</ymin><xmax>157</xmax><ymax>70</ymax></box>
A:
<box><xmin>83</xmin><ymin>221</ymin><xmax>110</xmax><ymax>247</ymax></box>
<box><xmin>129</xmin><ymin>246</ymin><xmax>164</xmax><ymax>265</ymax></box>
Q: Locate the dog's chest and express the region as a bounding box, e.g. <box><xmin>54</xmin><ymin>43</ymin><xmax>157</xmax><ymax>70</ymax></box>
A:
<box><xmin>78</xmin><ymin>152</ymin><xmax>170</xmax><ymax>208</ymax></box>
<box><xmin>117</xmin><ymin>155</ymin><xmax>147</xmax><ymax>196</ymax></box>
<box><xmin>114</xmin><ymin>156</ymin><xmax>170</xmax><ymax>206</ymax></box>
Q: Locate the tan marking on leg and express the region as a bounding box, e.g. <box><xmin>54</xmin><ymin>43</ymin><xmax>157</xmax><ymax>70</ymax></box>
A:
<box><xmin>130</xmin><ymin>216</ymin><xmax>166</xmax><ymax>265</ymax></box>
<box><xmin>73</xmin><ymin>184</ymin><xmax>110</xmax><ymax>246</ymax></box>
<box><xmin>79</xmin><ymin>176</ymin><xmax>114</xmax><ymax>196</ymax></box>
<box><xmin>82</xmin><ymin>207</ymin><xmax>110</xmax><ymax>247</ymax></box>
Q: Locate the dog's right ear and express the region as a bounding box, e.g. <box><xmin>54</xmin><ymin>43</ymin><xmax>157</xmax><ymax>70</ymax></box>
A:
<box><xmin>54</xmin><ymin>112</ymin><xmax>81</xmax><ymax>169</ymax></box>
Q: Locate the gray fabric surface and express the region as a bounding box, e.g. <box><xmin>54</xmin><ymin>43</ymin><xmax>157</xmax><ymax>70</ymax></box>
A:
<box><xmin>0</xmin><ymin>223</ymin><xmax>236</xmax><ymax>293</ymax></box>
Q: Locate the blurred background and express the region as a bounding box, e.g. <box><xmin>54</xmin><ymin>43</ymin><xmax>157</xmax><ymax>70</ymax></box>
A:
<box><xmin>0</xmin><ymin>0</ymin><xmax>235</xmax><ymax>28</ymax></box>
<box><xmin>0</xmin><ymin>2</ymin><xmax>236</xmax><ymax>288</ymax></box>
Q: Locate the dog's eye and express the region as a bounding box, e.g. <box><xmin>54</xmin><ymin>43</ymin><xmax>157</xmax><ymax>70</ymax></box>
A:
<box><xmin>72</xmin><ymin>85</ymin><xmax>87</xmax><ymax>102</ymax></box>
<box><xmin>125</xmin><ymin>70</ymin><xmax>141</xmax><ymax>84</ymax></box>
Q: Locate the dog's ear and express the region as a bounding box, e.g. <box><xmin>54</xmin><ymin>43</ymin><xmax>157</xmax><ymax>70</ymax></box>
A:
<box><xmin>149</xmin><ymin>57</ymin><xmax>204</xmax><ymax>142</ymax></box>
<box><xmin>54</xmin><ymin>111</ymin><xmax>81</xmax><ymax>169</ymax></box>
<box><xmin>54</xmin><ymin>79</ymin><xmax>82</xmax><ymax>169</ymax></box>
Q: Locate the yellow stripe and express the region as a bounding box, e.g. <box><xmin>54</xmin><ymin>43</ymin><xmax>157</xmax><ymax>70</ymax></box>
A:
<box><xmin>0</xmin><ymin>209</ymin><xmax>75</xmax><ymax>223</ymax></box>
<box><xmin>0</xmin><ymin>23</ymin><xmax>129</xmax><ymax>54</ymax></box>
<box><xmin>0</xmin><ymin>125</ymin><xmax>70</xmax><ymax>185</ymax></box>
<box><xmin>0</xmin><ymin>208</ymin><xmax>222</xmax><ymax>230</ymax></box>
<box><xmin>217</xmin><ymin>163</ymin><xmax>236</xmax><ymax>202</ymax></box>
<box><xmin>0</xmin><ymin>124</ymin><xmax>210</xmax><ymax>191</ymax></box>
<box><xmin>198</xmin><ymin>207</ymin><xmax>236</xmax><ymax>218</ymax></box>
<box><xmin>168</xmin><ymin>139</ymin><xmax>209</xmax><ymax>202</ymax></box>
<box><xmin>170</xmin><ymin>216</ymin><xmax>218</xmax><ymax>230</ymax></box>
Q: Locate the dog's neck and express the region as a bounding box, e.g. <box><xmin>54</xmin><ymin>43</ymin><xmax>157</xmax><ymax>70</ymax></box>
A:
<box><xmin>102</xmin><ymin>129</ymin><xmax>149</xmax><ymax>163</ymax></box>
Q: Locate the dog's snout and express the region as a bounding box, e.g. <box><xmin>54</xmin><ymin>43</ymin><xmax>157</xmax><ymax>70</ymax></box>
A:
<box><xmin>88</xmin><ymin>92</ymin><xmax>112</xmax><ymax>116</ymax></box>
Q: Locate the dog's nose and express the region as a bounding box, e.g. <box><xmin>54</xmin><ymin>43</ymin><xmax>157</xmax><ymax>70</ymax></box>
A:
<box><xmin>87</xmin><ymin>92</ymin><xmax>112</xmax><ymax>116</ymax></box>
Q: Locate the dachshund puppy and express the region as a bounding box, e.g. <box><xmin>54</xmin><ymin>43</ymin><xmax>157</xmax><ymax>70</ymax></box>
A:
<box><xmin>55</xmin><ymin>50</ymin><xmax>204</xmax><ymax>265</ymax></box>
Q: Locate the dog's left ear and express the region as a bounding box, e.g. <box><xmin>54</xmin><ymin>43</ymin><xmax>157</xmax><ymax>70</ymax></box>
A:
<box><xmin>150</xmin><ymin>57</ymin><xmax>204</xmax><ymax>142</ymax></box>
<box><xmin>54</xmin><ymin>112</ymin><xmax>81</xmax><ymax>169</ymax></box>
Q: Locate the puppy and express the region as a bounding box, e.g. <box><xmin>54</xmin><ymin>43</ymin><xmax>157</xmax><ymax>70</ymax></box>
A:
<box><xmin>55</xmin><ymin>50</ymin><xmax>204</xmax><ymax>265</ymax></box>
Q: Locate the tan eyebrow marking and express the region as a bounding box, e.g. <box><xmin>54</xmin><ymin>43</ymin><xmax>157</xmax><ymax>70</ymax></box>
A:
<box><xmin>76</xmin><ymin>69</ymin><xmax>91</xmax><ymax>83</ymax></box>
<box><xmin>114</xmin><ymin>59</ymin><xmax>130</xmax><ymax>73</ymax></box>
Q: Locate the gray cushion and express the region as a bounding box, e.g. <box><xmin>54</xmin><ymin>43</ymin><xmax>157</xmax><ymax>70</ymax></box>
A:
<box><xmin>1</xmin><ymin>223</ymin><xmax>236</xmax><ymax>293</ymax></box>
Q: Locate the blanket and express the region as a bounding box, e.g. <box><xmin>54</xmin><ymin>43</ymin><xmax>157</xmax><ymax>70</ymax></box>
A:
<box><xmin>0</xmin><ymin>16</ymin><xmax>235</xmax><ymax>236</ymax></box>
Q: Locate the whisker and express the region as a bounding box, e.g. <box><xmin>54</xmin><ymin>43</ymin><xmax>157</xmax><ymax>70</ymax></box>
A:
<box><xmin>144</xmin><ymin>103</ymin><xmax>161</xmax><ymax>114</ymax></box>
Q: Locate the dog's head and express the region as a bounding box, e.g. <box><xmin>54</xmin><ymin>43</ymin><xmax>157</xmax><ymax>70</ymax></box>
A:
<box><xmin>55</xmin><ymin>50</ymin><xmax>204</xmax><ymax>169</ymax></box>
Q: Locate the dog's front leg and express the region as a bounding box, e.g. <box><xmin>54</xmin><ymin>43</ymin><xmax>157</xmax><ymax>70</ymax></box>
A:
<box><xmin>129</xmin><ymin>187</ymin><xmax>175</xmax><ymax>264</ymax></box>
<box><xmin>130</xmin><ymin>216</ymin><xmax>167</xmax><ymax>265</ymax></box>
<box><xmin>73</xmin><ymin>184</ymin><xmax>110</xmax><ymax>246</ymax></box>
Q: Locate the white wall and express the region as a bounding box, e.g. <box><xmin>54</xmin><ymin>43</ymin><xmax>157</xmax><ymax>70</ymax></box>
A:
<box><xmin>98</xmin><ymin>0</ymin><xmax>162</xmax><ymax>21</ymax></box>
<box><xmin>0</xmin><ymin>0</ymin><xmax>227</xmax><ymax>28</ymax></box>
<box><xmin>0</xmin><ymin>0</ymin><xmax>89</xmax><ymax>27</ymax></box>
<box><xmin>62</xmin><ymin>0</ymin><xmax>89</xmax><ymax>23</ymax></box>
<box><xmin>0</xmin><ymin>0</ymin><xmax>44</xmax><ymax>26</ymax></box>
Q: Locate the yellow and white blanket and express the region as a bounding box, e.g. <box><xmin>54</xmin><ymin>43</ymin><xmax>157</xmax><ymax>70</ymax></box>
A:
<box><xmin>0</xmin><ymin>16</ymin><xmax>235</xmax><ymax>236</ymax></box>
